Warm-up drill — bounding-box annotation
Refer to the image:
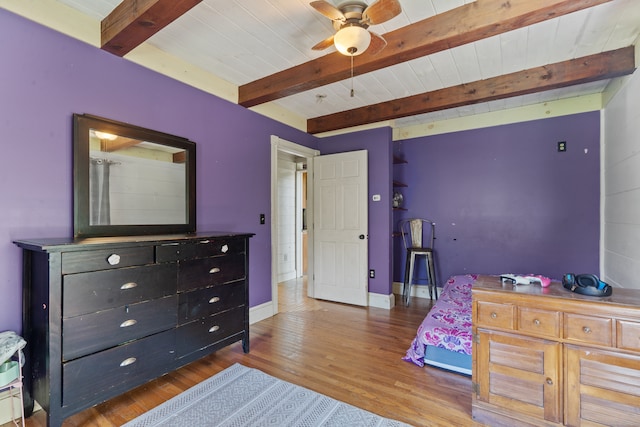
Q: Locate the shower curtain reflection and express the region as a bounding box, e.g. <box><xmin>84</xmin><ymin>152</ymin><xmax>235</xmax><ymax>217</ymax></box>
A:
<box><xmin>90</xmin><ymin>158</ymin><xmax>113</xmax><ymax>225</ymax></box>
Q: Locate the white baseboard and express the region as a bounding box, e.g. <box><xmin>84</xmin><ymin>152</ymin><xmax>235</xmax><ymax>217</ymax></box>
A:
<box><xmin>392</xmin><ymin>281</ymin><xmax>436</xmax><ymax>300</ymax></box>
<box><xmin>249</xmin><ymin>292</ymin><xmax>399</xmax><ymax>319</ymax></box>
<box><xmin>368</xmin><ymin>292</ymin><xmax>395</xmax><ymax>309</ymax></box>
<box><xmin>249</xmin><ymin>301</ymin><xmax>274</xmax><ymax>324</ymax></box>
<box><xmin>250</xmin><ymin>285</ymin><xmax>416</xmax><ymax>322</ymax></box>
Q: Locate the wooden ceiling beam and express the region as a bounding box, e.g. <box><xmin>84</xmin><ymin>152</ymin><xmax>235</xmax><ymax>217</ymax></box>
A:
<box><xmin>307</xmin><ymin>46</ymin><xmax>636</xmax><ymax>134</ymax></box>
<box><xmin>238</xmin><ymin>0</ymin><xmax>614</xmax><ymax>108</ymax></box>
<box><xmin>101</xmin><ymin>0</ymin><xmax>203</xmax><ymax>56</ymax></box>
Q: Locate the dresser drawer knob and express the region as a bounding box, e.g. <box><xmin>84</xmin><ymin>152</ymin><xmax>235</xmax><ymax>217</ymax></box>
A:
<box><xmin>534</xmin><ymin>319</ymin><xmax>541</xmax><ymax>326</ymax></box>
<box><xmin>583</xmin><ymin>326</ymin><xmax>592</xmax><ymax>334</ymax></box>
<box><xmin>209</xmin><ymin>297</ymin><xmax>221</xmax><ymax>304</ymax></box>
<box><xmin>209</xmin><ymin>325</ymin><xmax>220</xmax><ymax>333</ymax></box>
<box><xmin>209</xmin><ymin>267</ymin><xmax>221</xmax><ymax>274</ymax></box>
<box><xmin>546</xmin><ymin>378</ymin><xmax>553</xmax><ymax>386</ymax></box>
<box><xmin>107</xmin><ymin>253</ymin><xmax>121</xmax><ymax>265</ymax></box>
<box><xmin>120</xmin><ymin>319</ymin><xmax>138</xmax><ymax>328</ymax></box>
<box><xmin>120</xmin><ymin>282</ymin><xmax>138</xmax><ymax>290</ymax></box>
<box><xmin>120</xmin><ymin>357</ymin><xmax>137</xmax><ymax>367</ymax></box>
<box><xmin>490</xmin><ymin>312</ymin><xmax>497</xmax><ymax>319</ymax></box>
<box><xmin>221</xmin><ymin>244</ymin><xmax>229</xmax><ymax>253</ymax></box>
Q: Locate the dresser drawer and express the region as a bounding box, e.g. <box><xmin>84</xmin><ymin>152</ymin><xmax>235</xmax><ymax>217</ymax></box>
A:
<box><xmin>617</xmin><ymin>320</ymin><xmax>640</xmax><ymax>351</ymax></box>
<box><xmin>476</xmin><ymin>301</ymin><xmax>515</xmax><ymax>330</ymax></box>
<box><xmin>62</xmin><ymin>295</ymin><xmax>177</xmax><ymax>361</ymax></box>
<box><xmin>178</xmin><ymin>281</ymin><xmax>245</xmax><ymax>325</ymax></box>
<box><xmin>564</xmin><ymin>313</ymin><xmax>612</xmax><ymax>346</ymax></box>
<box><xmin>62</xmin><ymin>246</ymin><xmax>154</xmax><ymax>274</ymax></box>
<box><xmin>176</xmin><ymin>308</ymin><xmax>245</xmax><ymax>358</ymax></box>
<box><xmin>518</xmin><ymin>307</ymin><xmax>561</xmax><ymax>338</ymax></box>
<box><xmin>177</xmin><ymin>253</ymin><xmax>245</xmax><ymax>292</ymax></box>
<box><xmin>62</xmin><ymin>329</ymin><xmax>175</xmax><ymax>407</ymax></box>
<box><xmin>156</xmin><ymin>238</ymin><xmax>245</xmax><ymax>262</ymax></box>
<box><xmin>63</xmin><ymin>263</ymin><xmax>177</xmax><ymax>317</ymax></box>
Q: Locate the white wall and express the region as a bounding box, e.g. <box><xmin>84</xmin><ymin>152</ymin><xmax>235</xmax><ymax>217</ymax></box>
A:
<box><xmin>603</xmin><ymin>68</ymin><xmax>640</xmax><ymax>289</ymax></box>
<box><xmin>277</xmin><ymin>152</ymin><xmax>297</xmax><ymax>282</ymax></box>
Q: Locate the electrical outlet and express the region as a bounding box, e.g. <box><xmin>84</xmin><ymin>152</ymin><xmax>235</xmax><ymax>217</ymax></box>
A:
<box><xmin>558</xmin><ymin>141</ymin><xmax>567</xmax><ymax>152</ymax></box>
<box><xmin>369</xmin><ymin>269</ymin><xmax>375</xmax><ymax>278</ymax></box>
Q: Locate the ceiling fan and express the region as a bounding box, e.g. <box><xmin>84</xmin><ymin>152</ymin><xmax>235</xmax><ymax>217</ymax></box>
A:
<box><xmin>310</xmin><ymin>0</ymin><xmax>402</xmax><ymax>56</ymax></box>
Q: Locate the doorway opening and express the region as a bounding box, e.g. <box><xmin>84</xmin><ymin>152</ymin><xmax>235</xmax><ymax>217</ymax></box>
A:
<box><xmin>270</xmin><ymin>136</ymin><xmax>319</xmax><ymax>316</ymax></box>
<box><xmin>275</xmin><ymin>153</ymin><xmax>307</xmax><ymax>284</ymax></box>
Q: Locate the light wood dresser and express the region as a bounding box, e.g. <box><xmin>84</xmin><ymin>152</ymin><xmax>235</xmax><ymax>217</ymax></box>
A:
<box><xmin>15</xmin><ymin>232</ymin><xmax>253</xmax><ymax>427</ymax></box>
<box><xmin>471</xmin><ymin>275</ymin><xmax>640</xmax><ymax>427</ymax></box>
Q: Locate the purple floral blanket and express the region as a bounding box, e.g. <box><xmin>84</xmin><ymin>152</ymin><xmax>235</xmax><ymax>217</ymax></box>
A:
<box><xmin>403</xmin><ymin>274</ymin><xmax>475</xmax><ymax>367</ymax></box>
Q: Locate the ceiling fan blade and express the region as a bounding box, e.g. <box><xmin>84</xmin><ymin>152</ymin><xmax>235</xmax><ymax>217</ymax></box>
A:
<box><xmin>312</xmin><ymin>35</ymin><xmax>335</xmax><ymax>51</ymax></box>
<box><xmin>310</xmin><ymin>1</ymin><xmax>346</xmax><ymax>21</ymax></box>
<box><xmin>367</xmin><ymin>31</ymin><xmax>387</xmax><ymax>55</ymax></box>
<box><xmin>362</xmin><ymin>0</ymin><xmax>402</xmax><ymax>25</ymax></box>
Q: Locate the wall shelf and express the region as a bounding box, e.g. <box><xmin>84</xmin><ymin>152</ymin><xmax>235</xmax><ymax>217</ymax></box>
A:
<box><xmin>393</xmin><ymin>155</ymin><xmax>408</xmax><ymax>210</ymax></box>
<box><xmin>393</xmin><ymin>156</ymin><xmax>407</xmax><ymax>165</ymax></box>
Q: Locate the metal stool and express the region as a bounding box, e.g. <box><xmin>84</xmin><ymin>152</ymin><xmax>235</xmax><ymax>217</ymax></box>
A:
<box><xmin>400</xmin><ymin>218</ymin><xmax>438</xmax><ymax>305</ymax></box>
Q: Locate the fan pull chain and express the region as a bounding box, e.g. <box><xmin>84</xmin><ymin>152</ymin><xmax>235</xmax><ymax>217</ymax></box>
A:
<box><xmin>350</xmin><ymin>55</ymin><xmax>355</xmax><ymax>97</ymax></box>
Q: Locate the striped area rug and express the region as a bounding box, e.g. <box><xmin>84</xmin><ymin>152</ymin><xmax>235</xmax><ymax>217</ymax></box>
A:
<box><xmin>123</xmin><ymin>363</ymin><xmax>411</xmax><ymax>427</ymax></box>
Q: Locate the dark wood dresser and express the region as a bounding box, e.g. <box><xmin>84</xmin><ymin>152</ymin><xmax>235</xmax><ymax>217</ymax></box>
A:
<box><xmin>472</xmin><ymin>275</ymin><xmax>640</xmax><ymax>427</ymax></box>
<box><xmin>14</xmin><ymin>232</ymin><xmax>253</xmax><ymax>427</ymax></box>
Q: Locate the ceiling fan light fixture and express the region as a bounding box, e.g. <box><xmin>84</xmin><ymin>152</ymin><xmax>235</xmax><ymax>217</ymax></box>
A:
<box><xmin>334</xmin><ymin>25</ymin><xmax>371</xmax><ymax>56</ymax></box>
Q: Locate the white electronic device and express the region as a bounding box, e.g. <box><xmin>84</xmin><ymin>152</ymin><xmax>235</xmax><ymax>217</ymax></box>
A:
<box><xmin>500</xmin><ymin>274</ymin><xmax>551</xmax><ymax>287</ymax></box>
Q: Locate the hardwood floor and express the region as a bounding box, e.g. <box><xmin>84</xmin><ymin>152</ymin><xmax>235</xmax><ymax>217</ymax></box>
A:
<box><xmin>19</xmin><ymin>278</ymin><xmax>480</xmax><ymax>427</ymax></box>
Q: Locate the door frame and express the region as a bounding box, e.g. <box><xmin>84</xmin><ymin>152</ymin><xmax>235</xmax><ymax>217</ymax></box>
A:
<box><xmin>270</xmin><ymin>136</ymin><xmax>319</xmax><ymax>315</ymax></box>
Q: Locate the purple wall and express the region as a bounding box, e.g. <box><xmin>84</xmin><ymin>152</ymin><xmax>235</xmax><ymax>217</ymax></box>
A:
<box><xmin>318</xmin><ymin>127</ymin><xmax>394</xmax><ymax>295</ymax></box>
<box><xmin>0</xmin><ymin>9</ymin><xmax>603</xmax><ymax>334</ymax></box>
<box><xmin>0</xmin><ymin>9</ymin><xmax>318</xmax><ymax>333</ymax></box>
<box><xmin>393</xmin><ymin>112</ymin><xmax>601</xmax><ymax>284</ymax></box>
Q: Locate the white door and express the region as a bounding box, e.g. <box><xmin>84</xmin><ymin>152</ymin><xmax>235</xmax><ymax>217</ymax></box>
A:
<box><xmin>313</xmin><ymin>150</ymin><xmax>368</xmax><ymax>306</ymax></box>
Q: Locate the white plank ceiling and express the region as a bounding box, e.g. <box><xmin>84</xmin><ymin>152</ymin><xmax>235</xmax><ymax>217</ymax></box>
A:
<box><xmin>54</xmin><ymin>0</ymin><xmax>640</xmax><ymax>131</ymax></box>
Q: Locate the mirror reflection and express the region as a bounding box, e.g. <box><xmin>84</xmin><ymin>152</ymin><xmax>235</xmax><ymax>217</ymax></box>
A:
<box><xmin>89</xmin><ymin>130</ymin><xmax>187</xmax><ymax>226</ymax></box>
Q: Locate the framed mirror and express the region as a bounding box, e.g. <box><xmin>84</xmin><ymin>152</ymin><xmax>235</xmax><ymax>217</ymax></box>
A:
<box><xmin>73</xmin><ymin>114</ymin><xmax>196</xmax><ymax>237</ymax></box>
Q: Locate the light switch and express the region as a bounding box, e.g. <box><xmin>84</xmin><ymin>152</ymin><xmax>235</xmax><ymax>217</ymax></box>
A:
<box><xmin>372</xmin><ymin>194</ymin><xmax>381</xmax><ymax>201</ymax></box>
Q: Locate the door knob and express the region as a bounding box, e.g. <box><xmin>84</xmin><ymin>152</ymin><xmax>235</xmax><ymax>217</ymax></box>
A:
<box><xmin>359</xmin><ymin>234</ymin><xmax>365</xmax><ymax>239</ymax></box>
